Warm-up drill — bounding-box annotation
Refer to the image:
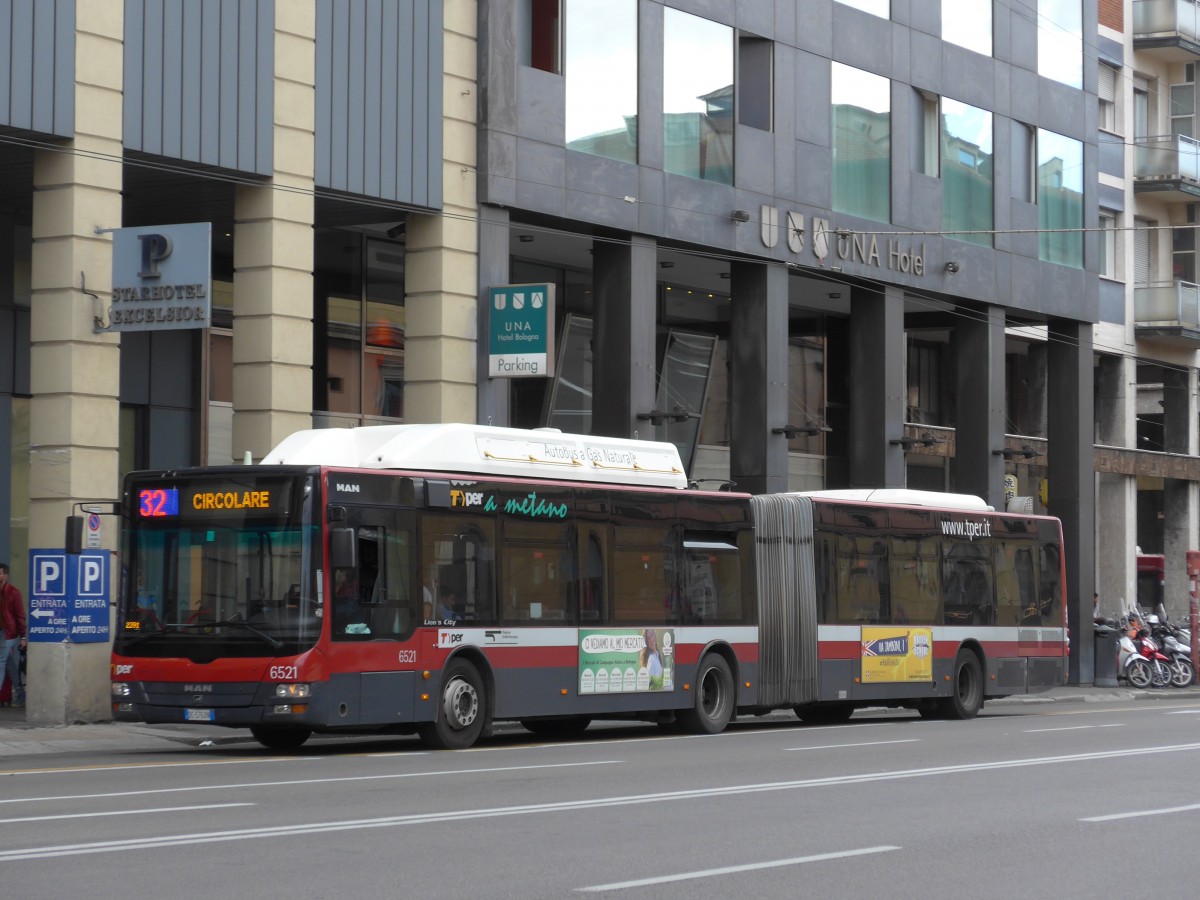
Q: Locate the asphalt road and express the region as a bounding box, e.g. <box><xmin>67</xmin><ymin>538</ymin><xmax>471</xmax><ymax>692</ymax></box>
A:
<box><xmin>3</xmin><ymin>693</ymin><xmax>1200</xmax><ymax>899</ymax></box>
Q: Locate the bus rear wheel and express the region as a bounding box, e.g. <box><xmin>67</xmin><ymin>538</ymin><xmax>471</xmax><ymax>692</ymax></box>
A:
<box><xmin>677</xmin><ymin>654</ymin><xmax>734</xmax><ymax>735</ymax></box>
<box><xmin>419</xmin><ymin>659</ymin><xmax>487</xmax><ymax>750</ymax></box>
<box><xmin>250</xmin><ymin>725</ymin><xmax>312</xmax><ymax>751</ymax></box>
<box><xmin>941</xmin><ymin>649</ymin><xmax>984</xmax><ymax>720</ymax></box>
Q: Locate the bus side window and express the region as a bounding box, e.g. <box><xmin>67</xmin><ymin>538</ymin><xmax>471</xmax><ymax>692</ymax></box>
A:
<box><xmin>577</xmin><ymin>531</ymin><xmax>605</xmax><ymax>623</ymax></box>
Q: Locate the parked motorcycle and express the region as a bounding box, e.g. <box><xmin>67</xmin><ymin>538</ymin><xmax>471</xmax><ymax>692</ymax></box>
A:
<box><xmin>1118</xmin><ymin>613</ymin><xmax>1173</xmax><ymax>689</ymax></box>
<box><xmin>1147</xmin><ymin>611</ymin><xmax>1195</xmax><ymax>687</ymax></box>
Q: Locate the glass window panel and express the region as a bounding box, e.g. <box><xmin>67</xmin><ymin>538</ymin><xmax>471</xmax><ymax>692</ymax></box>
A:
<box><xmin>1037</xmin><ymin>128</ymin><xmax>1084</xmax><ymax>267</ymax></box>
<box><xmin>520</xmin><ymin>0</ymin><xmax>561</xmax><ymax>72</ymax></box>
<box><xmin>1038</xmin><ymin>0</ymin><xmax>1082</xmax><ymax>89</ymax></box>
<box><xmin>1171</xmin><ymin>83</ymin><xmax>1194</xmax><ymax>138</ymax></box>
<box><xmin>565</xmin><ymin>0</ymin><xmax>637</xmax><ymax>163</ymax></box>
<box><xmin>942</xmin><ymin>0</ymin><xmax>992</xmax><ymax>56</ymax></box>
<box><xmin>647</xmin><ymin>330</ymin><xmax>716</xmax><ymax>471</ymax></box>
<box><xmin>421</xmin><ymin>515</ymin><xmax>496</xmax><ymax>625</ymax></box>
<box><xmin>832</xmin><ymin>62</ymin><xmax>891</xmax><ymax>222</ymax></box>
<box><xmin>1098</xmin><ymin>64</ymin><xmax>1117</xmax><ymax>132</ymax></box>
<box><xmin>1099</xmin><ymin>212</ymin><xmax>1116</xmax><ymax>279</ymax></box>
<box><xmin>364</xmin><ymin>240</ymin><xmax>405</xmax><ymax>420</ymax></box>
<box><xmin>500</xmin><ymin>520</ymin><xmax>570</xmax><ymax>622</ymax></box>
<box><xmin>837</xmin><ymin>0</ymin><xmax>889</xmax><ymax>17</ymax></box>
<box><xmin>941</xmin><ymin>99</ymin><xmax>993</xmax><ymax>247</ymax></box>
<box><xmin>664</xmin><ymin>8</ymin><xmax>733</xmax><ymax>184</ymax></box>
<box><xmin>325</xmin><ymin>295</ymin><xmax>362</xmax><ymax>414</ymax></box>
<box><xmin>545</xmin><ymin>313</ymin><xmax>594</xmax><ymax>433</ymax></box>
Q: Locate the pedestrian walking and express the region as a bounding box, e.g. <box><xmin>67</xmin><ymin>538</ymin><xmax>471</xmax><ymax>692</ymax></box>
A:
<box><xmin>0</xmin><ymin>562</ymin><xmax>27</xmax><ymax>708</ymax></box>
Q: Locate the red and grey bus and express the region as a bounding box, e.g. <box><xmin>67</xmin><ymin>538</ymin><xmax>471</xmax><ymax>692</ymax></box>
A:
<box><xmin>108</xmin><ymin>424</ymin><xmax>1068</xmax><ymax>749</ymax></box>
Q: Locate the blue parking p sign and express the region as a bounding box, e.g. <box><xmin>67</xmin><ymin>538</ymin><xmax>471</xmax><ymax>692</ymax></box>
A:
<box><xmin>28</xmin><ymin>549</ymin><xmax>111</xmax><ymax>643</ymax></box>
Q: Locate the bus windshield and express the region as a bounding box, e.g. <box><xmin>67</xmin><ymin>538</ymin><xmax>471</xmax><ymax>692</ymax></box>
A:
<box><xmin>115</xmin><ymin>472</ymin><xmax>320</xmax><ymax>659</ymax></box>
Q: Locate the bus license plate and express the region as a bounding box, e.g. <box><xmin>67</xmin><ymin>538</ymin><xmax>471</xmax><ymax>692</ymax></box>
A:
<box><xmin>185</xmin><ymin>709</ymin><xmax>215</xmax><ymax>722</ymax></box>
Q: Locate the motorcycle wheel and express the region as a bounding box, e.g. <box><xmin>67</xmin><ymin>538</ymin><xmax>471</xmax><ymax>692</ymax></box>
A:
<box><xmin>1151</xmin><ymin>659</ymin><xmax>1172</xmax><ymax>688</ymax></box>
<box><xmin>1170</xmin><ymin>656</ymin><xmax>1195</xmax><ymax>688</ymax></box>
<box><xmin>1127</xmin><ymin>658</ymin><xmax>1153</xmax><ymax>689</ymax></box>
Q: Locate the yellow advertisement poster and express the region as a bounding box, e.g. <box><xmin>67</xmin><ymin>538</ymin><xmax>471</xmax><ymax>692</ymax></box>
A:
<box><xmin>861</xmin><ymin>627</ymin><xmax>933</xmax><ymax>683</ymax></box>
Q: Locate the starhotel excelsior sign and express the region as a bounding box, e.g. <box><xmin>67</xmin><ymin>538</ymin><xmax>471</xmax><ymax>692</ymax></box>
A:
<box><xmin>109</xmin><ymin>222</ymin><xmax>213</xmax><ymax>331</ymax></box>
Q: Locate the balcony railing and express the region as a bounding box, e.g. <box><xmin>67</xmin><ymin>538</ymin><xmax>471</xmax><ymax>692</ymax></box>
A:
<box><xmin>1134</xmin><ymin>134</ymin><xmax>1200</xmax><ymax>182</ymax></box>
<box><xmin>1133</xmin><ymin>0</ymin><xmax>1200</xmax><ymax>40</ymax></box>
<box><xmin>1135</xmin><ymin>281</ymin><xmax>1200</xmax><ymax>329</ymax></box>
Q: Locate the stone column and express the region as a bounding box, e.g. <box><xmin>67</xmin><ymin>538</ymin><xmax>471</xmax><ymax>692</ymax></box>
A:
<box><xmin>406</xmin><ymin>0</ymin><xmax>479</xmax><ymax>424</ymax></box>
<box><xmin>592</xmin><ymin>236</ymin><xmax>657</xmax><ymax>439</ymax></box>
<box><xmin>954</xmin><ymin>305</ymin><xmax>1006</xmax><ymax>509</ymax></box>
<box><xmin>27</xmin><ymin>1</ymin><xmax>124</xmax><ymax>724</ymax></box>
<box><xmin>1047</xmin><ymin>318</ymin><xmax>1095</xmax><ymax>684</ymax></box>
<box><xmin>849</xmin><ymin>285</ymin><xmax>905</xmax><ymax>488</ymax></box>
<box><xmin>232</xmin><ymin>4</ymin><xmax>316</xmax><ymax>459</ymax></box>
<box><xmin>729</xmin><ymin>260</ymin><xmax>789</xmax><ymax>495</ymax></box>
<box><xmin>1095</xmin><ymin>353</ymin><xmax>1137</xmax><ymax>614</ymax></box>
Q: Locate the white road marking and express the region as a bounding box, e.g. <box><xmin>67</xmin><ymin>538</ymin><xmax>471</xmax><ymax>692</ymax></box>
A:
<box><xmin>4</xmin><ymin>743</ymin><xmax>1200</xmax><ymax>861</ymax></box>
<box><xmin>0</xmin><ymin>760</ymin><xmax>623</xmax><ymax>806</ymax></box>
<box><xmin>1081</xmin><ymin>802</ymin><xmax>1200</xmax><ymax>822</ymax></box>
<box><xmin>786</xmin><ymin>739</ymin><xmax>920</xmax><ymax>751</ymax></box>
<box><xmin>1024</xmin><ymin>724</ymin><xmax>1124</xmax><ymax>733</ymax></box>
<box><xmin>0</xmin><ymin>803</ymin><xmax>253</xmax><ymax>824</ymax></box>
<box><xmin>575</xmin><ymin>846</ymin><xmax>901</xmax><ymax>892</ymax></box>
<box><xmin>0</xmin><ymin>756</ymin><xmax>328</xmax><ymax>777</ymax></box>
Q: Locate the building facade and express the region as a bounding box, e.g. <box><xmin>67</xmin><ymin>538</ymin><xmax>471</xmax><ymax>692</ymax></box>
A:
<box><xmin>1097</xmin><ymin>0</ymin><xmax>1200</xmax><ymax>621</ymax></box>
<box><xmin>0</xmin><ymin>1</ymin><xmax>1136</xmax><ymax>722</ymax></box>
<box><xmin>0</xmin><ymin>0</ymin><xmax>477</xmax><ymax>722</ymax></box>
<box><xmin>476</xmin><ymin>0</ymin><xmax>1098</xmax><ymax>683</ymax></box>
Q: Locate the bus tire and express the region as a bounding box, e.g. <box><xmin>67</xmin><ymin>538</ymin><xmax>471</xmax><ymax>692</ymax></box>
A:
<box><xmin>419</xmin><ymin>658</ymin><xmax>487</xmax><ymax>750</ymax></box>
<box><xmin>677</xmin><ymin>654</ymin><xmax>734</xmax><ymax>735</ymax></box>
<box><xmin>794</xmin><ymin>703</ymin><xmax>855</xmax><ymax>724</ymax></box>
<box><xmin>250</xmin><ymin>725</ymin><xmax>312</xmax><ymax>751</ymax></box>
<box><xmin>941</xmin><ymin>649</ymin><xmax>984</xmax><ymax>720</ymax></box>
<box><xmin>519</xmin><ymin>716</ymin><xmax>592</xmax><ymax>739</ymax></box>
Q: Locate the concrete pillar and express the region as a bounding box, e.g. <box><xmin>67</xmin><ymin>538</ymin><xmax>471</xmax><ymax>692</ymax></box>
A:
<box><xmin>954</xmin><ymin>304</ymin><xmax>1006</xmax><ymax>509</ymax></box>
<box><xmin>729</xmin><ymin>260</ymin><xmax>789</xmax><ymax>495</ymax></box>
<box><xmin>849</xmin><ymin>285</ymin><xmax>905</xmax><ymax>488</ymax></box>
<box><xmin>27</xmin><ymin>1</ymin><xmax>124</xmax><ymax>724</ymax></box>
<box><xmin>1162</xmin><ymin>366</ymin><xmax>1199</xmax><ymax>619</ymax></box>
<box><xmin>232</xmin><ymin>4</ymin><xmax>316</xmax><ymax>458</ymax></box>
<box><xmin>476</xmin><ymin>205</ymin><xmax>510</xmax><ymax>427</ymax></box>
<box><xmin>1095</xmin><ymin>354</ymin><xmax>1137</xmax><ymax>614</ymax></box>
<box><xmin>1047</xmin><ymin>319</ymin><xmax>1095</xmax><ymax>684</ymax></box>
<box><xmin>407</xmin><ymin>0</ymin><xmax>479</xmax><ymax>424</ymax></box>
<box><xmin>592</xmin><ymin>236</ymin><xmax>657</xmax><ymax>438</ymax></box>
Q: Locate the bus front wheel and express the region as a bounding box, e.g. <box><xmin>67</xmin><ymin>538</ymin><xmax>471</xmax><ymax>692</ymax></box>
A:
<box><xmin>250</xmin><ymin>725</ymin><xmax>312</xmax><ymax>751</ymax></box>
<box><xmin>677</xmin><ymin>654</ymin><xmax>734</xmax><ymax>735</ymax></box>
<box><xmin>419</xmin><ymin>659</ymin><xmax>487</xmax><ymax>750</ymax></box>
<box><xmin>941</xmin><ymin>649</ymin><xmax>984</xmax><ymax>720</ymax></box>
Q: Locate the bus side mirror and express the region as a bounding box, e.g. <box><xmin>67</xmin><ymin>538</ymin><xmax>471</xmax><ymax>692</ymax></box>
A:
<box><xmin>330</xmin><ymin>527</ymin><xmax>357</xmax><ymax>569</ymax></box>
<box><xmin>65</xmin><ymin>515</ymin><xmax>84</xmax><ymax>554</ymax></box>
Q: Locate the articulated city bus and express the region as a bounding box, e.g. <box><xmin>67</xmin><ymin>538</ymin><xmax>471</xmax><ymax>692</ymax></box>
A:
<box><xmin>108</xmin><ymin>424</ymin><xmax>1068</xmax><ymax>749</ymax></box>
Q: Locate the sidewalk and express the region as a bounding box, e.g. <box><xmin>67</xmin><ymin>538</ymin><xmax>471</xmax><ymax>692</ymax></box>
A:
<box><xmin>4</xmin><ymin>684</ymin><xmax>1198</xmax><ymax>757</ymax></box>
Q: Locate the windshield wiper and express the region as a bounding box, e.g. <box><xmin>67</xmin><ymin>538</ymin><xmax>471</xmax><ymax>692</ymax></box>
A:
<box><xmin>208</xmin><ymin>619</ymin><xmax>285</xmax><ymax>649</ymax></box>
<box><xmin>172</xmin><ymin>619</ymin><xmax>285</xmax><ymax>649</ymax></box>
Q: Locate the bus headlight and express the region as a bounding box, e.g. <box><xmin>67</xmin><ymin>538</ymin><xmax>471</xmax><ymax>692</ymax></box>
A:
<box><xmin>274</xmin><ymin>683</ymin><xmax>311</xmax><ymax>699</ymax></box>
<box><xmin>111</xmin><ymin>682</ymin><xmax>132</xmax><ymax>698</ymax></box>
